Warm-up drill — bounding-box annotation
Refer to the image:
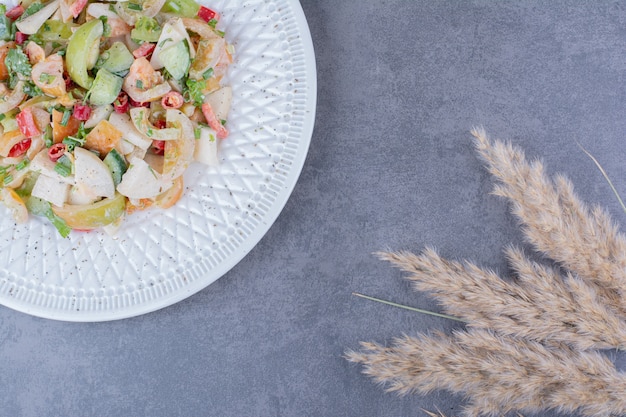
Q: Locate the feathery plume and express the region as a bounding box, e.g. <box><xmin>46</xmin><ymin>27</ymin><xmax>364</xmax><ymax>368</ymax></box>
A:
<box><xmin>346</xmin><ymin>329</ymin><xmax>626</xmax><ymax>417</ymax></box>
<box><xmin>470</xmin><ymin>127</ymin><xmax>626</xmax><ymax>315</ymax></box>
<box><xmin>349</xmin><ymin>129</ymin><xmax>626</xmax><ymax>416</ymax></box>
<box><xmin>376</xmin><ymin>248</ymin><xmax>626</xmax><ymax>350</ymax></box>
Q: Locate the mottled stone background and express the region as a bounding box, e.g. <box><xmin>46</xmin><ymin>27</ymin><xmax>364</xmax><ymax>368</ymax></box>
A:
<box><xmin>2</xmin><ymin>2</ymin><xmax>626</xmax><ymax>416</ymax></box>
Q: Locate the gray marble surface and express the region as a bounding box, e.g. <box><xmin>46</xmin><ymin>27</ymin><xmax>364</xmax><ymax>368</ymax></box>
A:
<box><xmin>3</xmin><ymin>1</ymin><xmax>626</xmax><ymax>416</ymax></box>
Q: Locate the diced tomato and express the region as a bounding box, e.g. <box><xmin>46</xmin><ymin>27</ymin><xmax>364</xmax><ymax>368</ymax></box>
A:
<box><xmin>48</xmin><ymin>143</ymin><xmax>66</xmax><ymax>162</ymax></box>
<box><xmin>153</xmin><ymin>119</ymin><xmax>166</xmax><ymax>129</ymax></box>
<box><xmin>8</xmin><ymin>139</ymin><xmax>32</xmax><ymax>158</ymax></box>
<box><xmin>113</xmin><ymin>91</ymin><xmax>129</xmax><ymax>113</ymax></box>
<box><xmin>201</xmin><ymin>102</ymin><xmax>228</xmax><ymax>139</ymax></box>
<box><xmin>73</xmin><ymin>103</ymin><xmax>92</xmax><ymax>121</ymax></box>
<box><xmin>161</xmin><ymin>91</ymin><xmax>184</xmax><ymax>109</ymax></box>
<box><xmin>5</xmin><ymin>5</ymin><xmax>24</xmax><ymax>20</ymax></box>
<box><xmin>197</xmin><ymin>6</ymin><xmax>218</xmax><ymax>23</ymax></box>
<box><xmin>16</xmin><ymin>108</ymin><xmax>42</xmax><ymax>138</ymax></box>
<box><xmin>14</xmin><ymin>32</ymin><xmax>28</xmax><ymax>45</ymax></box>
<box><xmin>152</xmin><ymin>140</ymin><xmax>165</xmax><ymax>155</ymax></box>
<box><xmin>132</xmin><ymin>42</ymin><xmax>156</xmax><ymax>59</ymax></box>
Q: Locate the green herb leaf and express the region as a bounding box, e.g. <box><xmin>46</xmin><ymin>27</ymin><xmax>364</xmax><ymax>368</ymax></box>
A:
<box><xmin>18</xmin><ymin>2</ymin><xmax>44</xmax><ymax>21</ymax></box>
<box><xmin>5</xmin><ymin>47</ymin><xmax>32</xmax><ymax>89</ymax></box>
<box><xmin>0</xmin><ymin>4</ymin><xmax>13</xmax><ymax>41</ymax></box>
<box><xmin>23</xmin><ymin>81</ymin><xmax>43</xmax><ymax>97</ymax></box>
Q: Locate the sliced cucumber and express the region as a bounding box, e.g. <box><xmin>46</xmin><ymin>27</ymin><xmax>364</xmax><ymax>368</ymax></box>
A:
<box><xmin>103</xmin><ymin>148</ymin><xmax>127</xmax><ymax>186</ymax></box>
<box><xmin>25</xmin><ymin>195</ymin><xmax>51</xmax><ymax>217</ymax></box>
<box><xmin>159</xmin><ymin>41</ymin><xmax>190</xmax><ymax>80</ymax></box>
<box><xmin>96</xmin><ymin>42</ymin><xmax>134</xmax><ymax>76</ymax></box>
<box><xmin>89</xmin><ymin>68</ymin><xmax>123</xmax><ymax>106</ymax></box>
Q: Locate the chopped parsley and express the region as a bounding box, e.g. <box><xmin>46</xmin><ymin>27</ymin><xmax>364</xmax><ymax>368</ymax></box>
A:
<box><xmin>18</xmin><ymin>2</ymin><xmax>44</xmax><ymax>21</ymax></box>
<box><xmin>5</xmin><ymin>47</ymin><xmax>32</xmax><ymax>89</ymax></box>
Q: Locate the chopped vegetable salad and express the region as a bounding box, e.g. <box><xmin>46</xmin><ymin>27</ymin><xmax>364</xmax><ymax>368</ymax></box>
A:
<box><xmin>0</xmin><ymin>0</ymin><xmax>233</xmax><ymax>236</ymax></box>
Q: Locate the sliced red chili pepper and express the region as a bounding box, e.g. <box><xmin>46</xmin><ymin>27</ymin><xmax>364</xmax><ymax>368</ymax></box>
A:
<box><xmin>48</xmin><ymin>143</ymin><xmax>66</xmax><ymax>162</ymax></box>
<box><xmin>113</xmin><ymin>91</ymin><xmax>130</xmax><ymax>113</ymax></box>
<box><xmin>5</xmin><ymin>5</ymin><xmax>24</xmax><ymax>20</ymax></box>
<box><xmin>132</xmin><ymin>42</ymin><xmax>156</xmax><ymax>59</ymax></box>
<box><xmin>129</xmin><ymin>97</ymin><xmax>150</xmax><ymax>108</ymax></box>
<box><xmin>8</xmin><ymin>139</ymin><xmax>32</xmax><ymax>158</ymax></box>
<box><xmin>152</xmin><ymin>140</ymin><xmax>165</xmax><ymax>155</ymax></box>
<box><xmin>161</xmin><ymin>91</ymin><xmax>184</xmax><ymax>109</ymax></box>
<box><xmin>16</xmin><ymin>108</ymin><xmax>41</xmax><ymax>138</ymax></box>
<box><xmin>197</xmin><ymin>6</ymin><xmax>217</xmax><ymax>23</ymax></box>
<box><xmin>73</xmin><ymin>103</ymin><xmax>92</xmax><ymax>121</ymax></box>
<box><xmin>14</xmin><ymin>32</ymin><xmax>28</xmax><ymax>45</ymax></box>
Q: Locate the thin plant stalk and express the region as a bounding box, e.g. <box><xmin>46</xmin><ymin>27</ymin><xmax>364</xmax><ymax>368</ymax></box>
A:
<box><xmin>352</xmin><ymin>292</ymin><xmax>466</xmax><ymax>323</ymax></box>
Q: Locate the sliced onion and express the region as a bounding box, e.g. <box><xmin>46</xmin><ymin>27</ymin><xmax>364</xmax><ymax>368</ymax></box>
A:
<box><xmin>181</xmin><ymin>17</ymin><xmax>220</xmax><ymax>40</ymax></box>
<box><xmin>113</xmin><ymin>2</ymin><xmax>141</xmax><ymax>26</ymax></box>
<box><xmin>0</xmin><ymin>82</ymin><xmax>26</xmax><ymax>114</ymax></box>
<box><xmin>129</xmin><ymin>107</ymin><xmax>180</xmax><ymax>141</ymax></box>
<box><xmin>141</xmin><ymin>0</ymin><xmax>166</xmax><ymax>18</ymax></box>
<box><xmin>123</xmin><ymin>79</ymin><xmax>171</xmax><ymax>103</ymax></box>
<box><xmin>15</xmin><ymin>0</ymin><xmax>60</xmax><ymax>35</ymax></box>
<box><xmin>84</xmin><ymin>104</ymin><xmax>113</xmax><ymax>129</ymax></box>
<box><xmin>162</xmin><ymin>108</ymin><xmax>195</xmax><ymax>181</ymax></box>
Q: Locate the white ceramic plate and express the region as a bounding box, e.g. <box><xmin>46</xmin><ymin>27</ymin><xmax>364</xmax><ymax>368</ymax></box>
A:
<box><xmin>0</xmin><ymin>0</ymin><xmax>316</xmax><ymax>321</ymax></box>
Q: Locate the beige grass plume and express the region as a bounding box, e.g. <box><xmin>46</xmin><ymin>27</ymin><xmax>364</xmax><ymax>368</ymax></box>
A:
<box><xmin>346</xmin><ymin>329</ymin><xmax>626</xmax><ymax>417</ymax></box>
<box><xmin>348</xmin><ymin>128</ymin><xmax>626</xmax><ymax>416</ymax></box>
<box><xmin>376</xmin><ymin>247</ymin><xmax>626</xmax><ymax>350</ymax></box>
<box><xmin>471</xmin><ymin>127</ymin><xmax>626</xmax><ymax>315</ymax></box>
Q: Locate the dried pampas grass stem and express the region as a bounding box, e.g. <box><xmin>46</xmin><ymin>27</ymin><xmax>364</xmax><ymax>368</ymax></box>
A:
<box><xmin>347</xmin><ymin>329</ymin><xmax>626</xmax><ymax>417</ymax></box>
<box><xmin>348</xmin><ymin>128</ymin><xmax>626</xmax><ymax>417</ymax></box>
<box><xmin>376</xmin><ymin>247</ymin><xmax>626</xmax><ymax>350</ymax></box>
<box><xmin>471</xmin><ymin>127</ymin><xmax>626</xmax><ymax>316</ymax></box>
<box><xmin>351</xmin><ymin>292</ymin><xmax>466</xmax><ymax>323</ymax></box>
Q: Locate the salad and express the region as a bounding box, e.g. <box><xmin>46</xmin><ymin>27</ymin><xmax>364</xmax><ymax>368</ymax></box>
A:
<box><xmin>0</xmin><ymin>0</ymin><xmax>233</xmax><ymax>237</ymax></box>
